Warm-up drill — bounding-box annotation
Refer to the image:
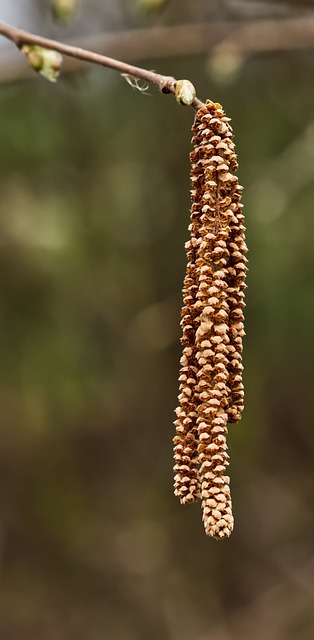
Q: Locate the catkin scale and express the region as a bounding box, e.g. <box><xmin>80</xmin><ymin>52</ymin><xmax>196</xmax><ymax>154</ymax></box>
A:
<box><xmin>173</xmin><ymin>99</ymin><xmax>247</xmax><ymax>539</ymax></box>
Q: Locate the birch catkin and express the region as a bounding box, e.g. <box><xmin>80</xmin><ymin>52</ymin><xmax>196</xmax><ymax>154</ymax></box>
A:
<box><xmin>173</xmin><ymin>128</ymin><xmax>204</xmax><ymax>505</ymax></box>
<box><xmin>173</xmin><ymin>99</ymin><xmax>247</xmax><ymax>539</ymax></box>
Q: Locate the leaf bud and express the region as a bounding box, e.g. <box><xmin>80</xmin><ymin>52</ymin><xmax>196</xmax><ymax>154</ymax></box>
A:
<box><xmin>175</xmin><ymin>80</ymin><xmax>196</xmax><ymax>106</ymax></box>
<box><xmin>22</xmin><ymin>45</ymin><xmax>63</xmax><ymax>83</ymax></box>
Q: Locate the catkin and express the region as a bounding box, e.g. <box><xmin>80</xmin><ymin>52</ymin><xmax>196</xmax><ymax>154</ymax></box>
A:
<box><xmin>226</xmin><ymin>194</ymin><xmax>248</xmax><ymax>423</ymax></box>
<box><xmin>173</xmin><ymin>121</ymin><xmax>205</xmax><ymax>504</ymax></box>
<box><xmin>174</xmin><ymin>99</ymin><xmax>247</xmax><ymax>539</ymax></box>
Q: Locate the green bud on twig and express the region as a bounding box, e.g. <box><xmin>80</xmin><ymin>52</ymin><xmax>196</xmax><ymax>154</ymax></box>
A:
<box><xmin>22</xmin><ymin>45</ymin><xmax>63</xmax><ymax>82</ymax></box>
<box><xmin>51</xmin><ymin>0</ymin><xmax>78</xmax><ymax>24</ymax></box>
<box><xmin>175</xmin><ymin>80</ymin><xmax>196</xmax><ymax>106</ymax></box>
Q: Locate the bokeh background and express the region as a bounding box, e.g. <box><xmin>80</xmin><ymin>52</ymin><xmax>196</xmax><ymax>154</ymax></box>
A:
<box><xmin>0</xmin><ymin>1</ymin><xmax>314</xmax><ymax>639</ymax></box>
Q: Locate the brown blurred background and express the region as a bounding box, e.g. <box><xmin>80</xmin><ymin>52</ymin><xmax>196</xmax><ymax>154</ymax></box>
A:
<box><xmin>0</xmin><ymin>1</ymin><xmax>314</xmax><ymax>639</ymax></box>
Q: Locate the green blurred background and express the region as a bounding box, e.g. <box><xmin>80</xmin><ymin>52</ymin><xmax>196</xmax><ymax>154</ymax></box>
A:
<box><xmin>0</xmin><ymin>1</ymin><xmax>314</xmax><ymax>639</ymax></box>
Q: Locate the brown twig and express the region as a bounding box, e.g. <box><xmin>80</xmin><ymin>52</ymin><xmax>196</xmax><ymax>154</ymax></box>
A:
<box><xmin>0</xmin><ymin>20</ymin><xmax>204</xmax><ymax>110</ymax></box>
<box><xmin>1</xmin><ymin>17</ymin><xmax>314</xmax><ymax>87</ymax></box>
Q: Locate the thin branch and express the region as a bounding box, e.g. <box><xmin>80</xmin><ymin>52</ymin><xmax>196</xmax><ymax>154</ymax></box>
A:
<box><xmin>0</xmin><ymin>23</ymin><xmax>236</xmax><ymax>86</ymax></box>
<box><xmin>0</xmin><ymin>16</ymin><xmax>314</xmax><ymax>88</ymax></box>
<box><xmin>0</xmin><ymin>20</ymin><xmax>204</xmax><ymax>110</ymax></box>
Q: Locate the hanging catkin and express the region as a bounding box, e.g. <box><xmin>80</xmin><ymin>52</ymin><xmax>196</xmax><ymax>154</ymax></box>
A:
<box><xmin>173</xmin><ymin>124</ymin><xmax>204</xmax><ymax>505</ymax></box>
<box><xmin>173</xmin><ymin>99</ymin><xmax>247</xmax><ymax>539</ymax></box>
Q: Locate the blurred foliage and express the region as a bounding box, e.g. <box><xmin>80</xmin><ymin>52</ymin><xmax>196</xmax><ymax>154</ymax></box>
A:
<box><xmin>0</xmin><ymin>12</ymin><xmax>313</xmax><ymax>640</ymax></box>
<box><xmin>134</xmin><ymin>0</ymin><xmax>169</xmax><ymax>16</ymax></box>
<box><xmin>51</xmin><ymin>0</ymin><xmax>79</xmax><ymax>24</ymax></box>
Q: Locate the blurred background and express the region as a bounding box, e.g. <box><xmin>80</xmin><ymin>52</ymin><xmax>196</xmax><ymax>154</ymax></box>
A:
<box><xmin>0</xmin><ymin>1</ymin><xmax>314</xmax><ymax>639</ymax></box>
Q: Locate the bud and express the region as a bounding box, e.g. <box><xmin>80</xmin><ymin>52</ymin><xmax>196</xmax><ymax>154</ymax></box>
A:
<box><xmin>51</xmin><ymin>0</ymin><xmax>78</xmax><ymax>24</ymax></box>
<box><xmin>175</xmin><ymin>79</ymin><xmax>196</xmax><ymax>106</ymax></box>
<box><xmin>22</xmin><ymin>45</ymin><xmax>63</xmax><ymax>83</ymax></box>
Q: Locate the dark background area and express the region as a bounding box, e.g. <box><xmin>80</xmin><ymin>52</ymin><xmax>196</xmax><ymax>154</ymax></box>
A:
<box><xmin>0</xmin><ymin>1</ymin><xmax>313</xmax><ymax>639</ymax></box>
